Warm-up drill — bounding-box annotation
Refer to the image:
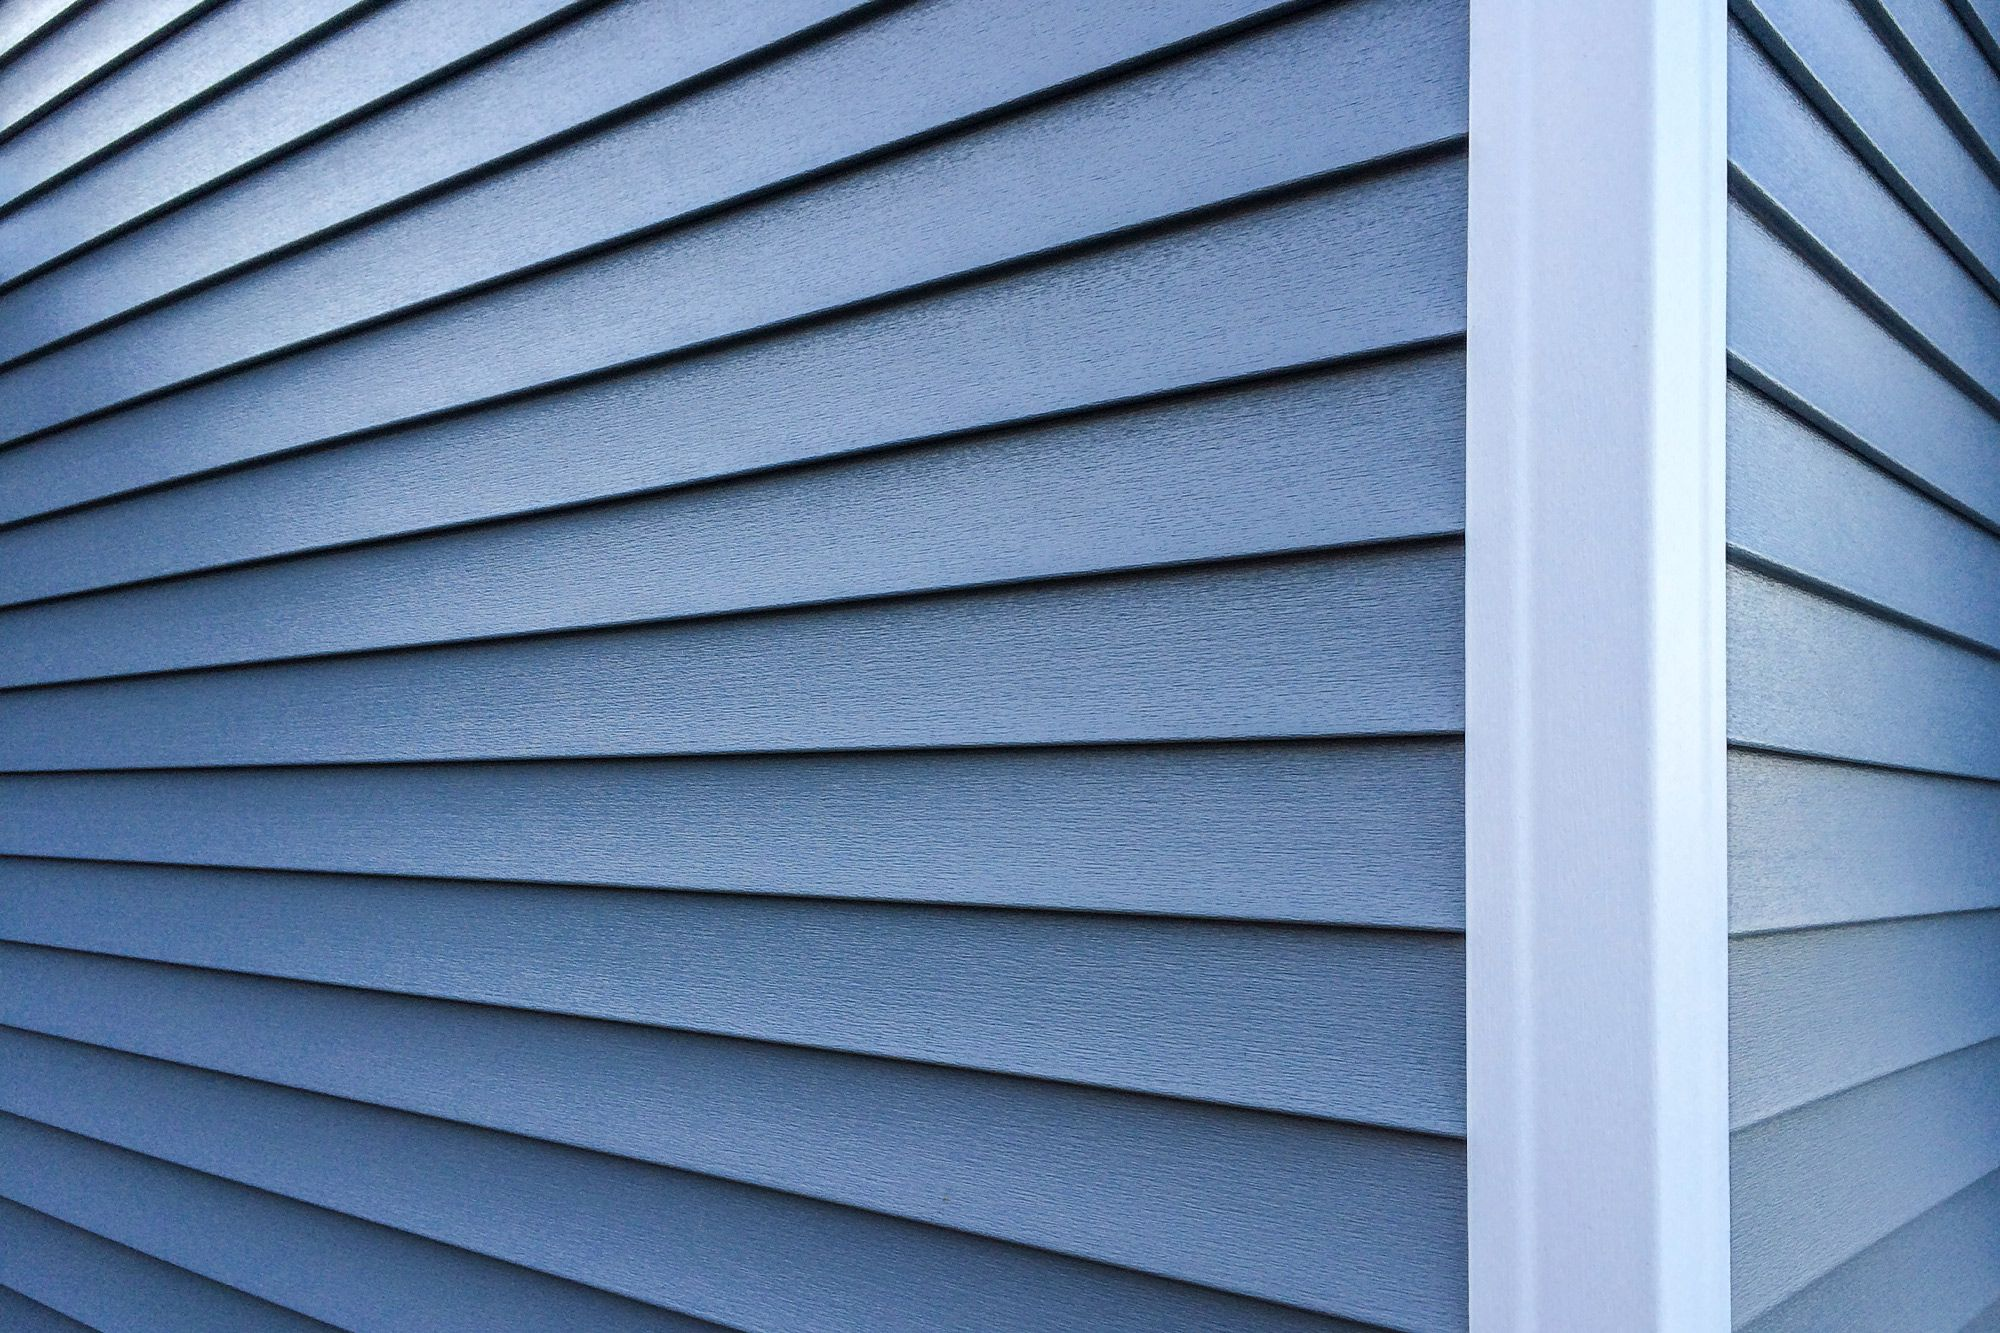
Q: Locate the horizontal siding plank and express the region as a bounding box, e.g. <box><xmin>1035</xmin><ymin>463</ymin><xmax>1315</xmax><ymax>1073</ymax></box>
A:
<box><xmin>0</xmin><ymin>353</ymin><xmax>1464</xmax><ymax>682</ymax></box>
<box><xmin>1740</xmin><ymin>0</ymin><xmax>2000</xmax><ymax>289</ymax></box>
<box><xmin>1869</xmin><ymin>0</ymin><xmax>2000</xmax><ymax>170</ymax></box>
<box><xmin>1739</xmin><ymin>1168</ymin><xmax>2000</xmax><ymax>1333</ymax></box>
<box><xmin>0</xmin><ymin>1196</ymin><xmax>336</xmax><ymax>1332</ymax></box>
<box><xmin>1729</xmin><ymin>748</ymin><xmax>2000</xmax><ymax>931</ymax></box>
<box><xmin>1727</xmin><ymin>379</ymin><xmax>2000</xmax><ymax>653</ymax></box>
<box><xmin>0</xmin><ymin>0</ymin><xmax>1468</xmax><ymax>437</ymax></box>
<box><xmin>1731</xmin><ymin>1038</ymin><xmax>2000</xmax><ymax>1321</ymax></box>
<box><xmin>0</xmin><ymin>859</ymin><xmax>1466</xmax><ymax>1132</ymax></box>
<box><xmin>0</xmin><ymin>1031</ymin><xmax>1392</xmax><ymax>1333</ymax></box>
<box><xmin>0</xmin><ymin>0</ymin><xmax>207</xmax><ymax>144</ymax></box>
<box><xmin>0</xmin><ymin>1116</ymin><xmax>724</xmax><ymax>1332</ymax></box>
<box><xmin>0</xmin><ymin>1285</ymin><xmax>93</xmax><ymax>1333</ymax></box>
<box><xmin>1729</xmin><ymin>202</ymin><xmax>2000</xmax><ymax>529</ymax></box>
<box><xmin>1730</xmin><ymin>910</ymin><xmax>2000</xmax><ymax>1126</ymax></box>
<box><xmin>0</xmin><ymin>0</ymin><xmax>583</xmax><ymax>286</ymax></box>
<box><xmin>0</xmin><ymin>0</ymin><xmax>1280</xmax><ymax>370</ymax></box>
<box><xmin>0</xmin><ymin>944</ymin><xmax>1467</xmax><ymax>1323</ymax></box>
<box><xmin>0</xmin><ymin>150</ymin><xmax>1467</xmax><ymax>528</ymax></box>
<box><xmin>0</xmin><ymin>0</ymin><xmax>359</xmax><ymax>213</ymax></box>
<box><xmin>0</xmin><ymin>740</ymin><xmax>1463</xmax><ymax>925</ymax></box>
<box><xmin>1732</xmin><ymin>21</ymin><xmax>2000</xmax><ymax>408</ymax></box>
<box><xmin>0</xmin><ymin>544</ymin><xmax>1466</xmax><ymax>771</ymax></box>
<box><xmin>1728</xmin><ymin>563</ymin><xmax>2000</xmax><ymax>780</ymax></box>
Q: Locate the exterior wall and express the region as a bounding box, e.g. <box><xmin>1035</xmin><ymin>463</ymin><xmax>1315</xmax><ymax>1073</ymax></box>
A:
<box><xmin>0</xmin><ymin>2</ymin><xmax>1470</xmax><ymax>1329</ymax></box>
<box><xmin>1726</xmin><ymin>0</ymin><xmax>2000</xmax><ymax>1326</ymax></box>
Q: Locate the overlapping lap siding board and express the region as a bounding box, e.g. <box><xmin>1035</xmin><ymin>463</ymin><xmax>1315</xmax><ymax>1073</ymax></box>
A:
<box><xmin>1726</xmin><ymin>0</ymin><xmax>2000</xmax><ymax>1325</ymax></box>
<box><xmin>0</xmin><ymin>1</ymin><xmax>1469</xmax><ymax>1328</ymax></box>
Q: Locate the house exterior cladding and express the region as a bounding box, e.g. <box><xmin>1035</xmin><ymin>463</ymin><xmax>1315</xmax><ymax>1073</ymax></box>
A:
<box><xmin>0</xmin><ymin>1</ymin><xmax>1991</xmax><ymax>1330</ymax></box>
<box><xmin>1726</xmin><ymin>0</ymin><xmax>2000</xmax><ymax>1326</ymax></box>
<box><xmin>0</xmin><ymin>2</ymin><xmax>1468</xmax><ymax>1330</ymax></box>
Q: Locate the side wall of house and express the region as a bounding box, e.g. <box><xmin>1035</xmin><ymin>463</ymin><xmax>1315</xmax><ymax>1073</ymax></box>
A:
<box><xmin>1726</xmin><ymin>0</ymin><xmax>2000</xmax><ymax>1325</ymax></box>
<box><xmin>0</xmin><ymin>2</ymin><xmax>1473</xmax><ymax>1329</ymax></box>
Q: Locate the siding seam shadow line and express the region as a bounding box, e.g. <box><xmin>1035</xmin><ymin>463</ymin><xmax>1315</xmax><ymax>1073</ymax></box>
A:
<box><xmin>0</xmin><ymin>1113</ymin><xmax>745</xmax><ymax>1332</ymax></box>
<box><xmin>0</xmin><ymin>1191</ymin><xmax>339</xmax><ymax>1331</ymax></box>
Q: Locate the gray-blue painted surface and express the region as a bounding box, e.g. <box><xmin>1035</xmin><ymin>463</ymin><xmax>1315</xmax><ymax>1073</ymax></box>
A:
<box><xmin>1727</xmin><ymin>0</ymin><xmax>2000</xmax><ymax>1324</ymax></box>
<box><xmin>0</xmin><ymin>1</ymin><xmax>1469</xmax><ymax>1328</ymax></box>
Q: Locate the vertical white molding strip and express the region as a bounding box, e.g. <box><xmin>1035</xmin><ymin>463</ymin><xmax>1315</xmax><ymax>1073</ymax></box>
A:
<box><xmin>1465</xmin><ymin>0</ymin><xmax>1729</xmax><ymax>1329</ymax></box>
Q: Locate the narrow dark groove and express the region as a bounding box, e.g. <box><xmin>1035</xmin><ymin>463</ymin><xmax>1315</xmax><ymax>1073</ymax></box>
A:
<box><xmin>0</xmin><ymin>529</ymin><xmax>1464</xmax><ymax>698</ymax></box>
<box><xmin>0</xmin><ymin>840</ymin><xmax>1469</xmax><ymax>932</ymax></box>
<box><xmin>1730</xmin><ymin>1034</ymin><xmax>2000</xmax><ymax>1136</ymax></box>
<box><xmin>1729</xmin><ymin>901</ymin><xmax>2000</xmax><ymax>942</ymax></box>
<box><xmin>0</xmin><ymin>1278</ymin><xmax>103</xmax><ymax>1332</ymax></box>
<box><xmin>0</xmin><ymin>0</ymin><xmax>1323</xmax><ymax>349</ymax></box>
<box><xmin>1942</xmin><ymin>0</ymin><xmax>2000</xmax><ymax>78</ymax></box>
<box><xmin>1726</xmin><ymin>738</ymin><xmax>2000</xmax><ymax>791</ymax></box>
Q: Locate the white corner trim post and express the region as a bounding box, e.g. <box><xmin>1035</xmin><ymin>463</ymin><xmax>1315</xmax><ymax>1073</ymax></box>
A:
<box><xmin>1465</xmin><ymin>0</ymin><xmax>1730</xmax><ymax>1329</ymax></box>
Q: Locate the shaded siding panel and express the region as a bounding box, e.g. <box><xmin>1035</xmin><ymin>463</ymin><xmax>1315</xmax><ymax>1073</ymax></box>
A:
<box><xmin>1728</xmin><ymin>0</ymin><xmax>2000</xmax><ymax>1324</ymax></box>
<box><xmin>0</xmin><ymin>1195</ymin><xmax>339</xmax><ymax>1333</ymax></box>
<box><xmin>0</xmin><ymin>1</ymin><xmax>1470</xmax><ymax>1329</ymax></box>
<box><xmin>1738</xmin><ymin>1168</ymin><xmax>2000</xmax><ymax>1333</ymax></box>
<box><xmin>0</xmin><ymin>1285</ymin><xmax>94</xmax><ymax>1333</ymax></box>
<box><xmin>0</xmin><ymin>1115</ymin><xmax>720</xmax><ymax>1332</ymax></box>
<box><xmin>0</xmin><ymin>944</ymin><xmax>1463</xmax><ymax>1319</ymax></box>
<box><xmin>0</xmin><ymin>1030</ymin><xmax>1400</xmax><ymax>1333</ymax></box>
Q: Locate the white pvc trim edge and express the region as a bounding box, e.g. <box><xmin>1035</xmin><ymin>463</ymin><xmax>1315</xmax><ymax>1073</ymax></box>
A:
<box><xmin>1465</xmin><ymin>1</ymin><xmax>1731</xmax><ymax>1329</ymax></box>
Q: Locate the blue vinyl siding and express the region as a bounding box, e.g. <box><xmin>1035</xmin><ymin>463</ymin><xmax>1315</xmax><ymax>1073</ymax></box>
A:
<box><xmin>1728</xmin><ymin>0</ymin><xmax>2000</xmax><ymax>1325</ymax></box>
<box><xmin>0</xmin><ymin>2</ymin><xmax>1469</xmax><ymax>1330</ymax></box>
